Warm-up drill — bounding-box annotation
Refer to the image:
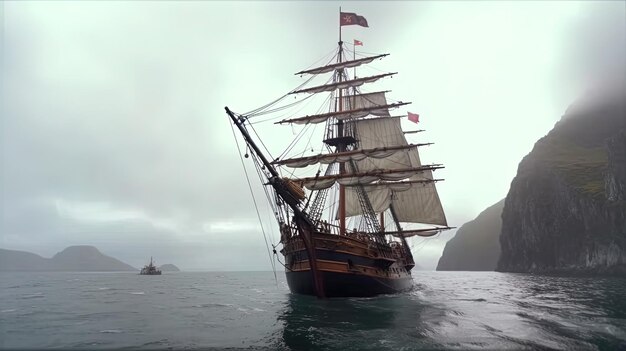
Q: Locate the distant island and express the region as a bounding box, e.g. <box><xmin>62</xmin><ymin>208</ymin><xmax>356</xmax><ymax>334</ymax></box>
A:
<box><xmin>159</xmin><ymin>264</ymin><xmax>180</xmax><ymax>272</ymax></box>
<box><xmin>0</xmin><ymin>245</ymin><xmax>162</xmax><ymax>272</ymax></box>
<box><xmin>437</xmin><ymin>199</ymin><xmax>504</xmax><ymax>271</ymax></box>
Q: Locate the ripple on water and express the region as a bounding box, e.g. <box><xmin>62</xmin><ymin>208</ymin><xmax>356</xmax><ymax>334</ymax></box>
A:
<box><xmin>2</xmin><ymin>271</ymin><xmax>625</xmax><ymax>350</ymax></box>
<box><xmin>141</xmin><ymin>339</ymin><xmax>170</xmax><ymax>347</ymax></box>
<box><xmin>99</xmin><ymin>329</ymin><xmax>123</xmax><ymax>334</ymax></box>
<box><xmin>458</xmin><ymin>298</ymin><xmax>487</xmax><ymax>302</ymax></box>
<box><xmin>19</xmin><ymin>293</ymin><xmax>45</xmax><ymax>299</ymax></box>
<box><xmin>193</xmin><ymin>303</ymin><xmax>234</xmax><ymax>308</ymax></box>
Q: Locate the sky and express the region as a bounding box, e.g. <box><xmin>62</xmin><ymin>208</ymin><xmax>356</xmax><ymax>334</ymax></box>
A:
<box><xmin>1</xmin><ymin>1</ymin><xmax>624</xmax><ymax>270</ymax></box>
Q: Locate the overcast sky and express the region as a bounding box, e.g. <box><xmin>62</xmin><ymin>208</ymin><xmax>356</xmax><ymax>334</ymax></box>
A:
<box><xmin>1</xmin><ymin>1</ymin><xmax>624</xmax><ymax>270</ymax></box>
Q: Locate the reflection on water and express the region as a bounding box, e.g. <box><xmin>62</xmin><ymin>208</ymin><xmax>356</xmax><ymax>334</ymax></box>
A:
<box><xmin>273</xmin><ymin>272</ymin><xmax>626</xmax><ymax>351</ymax></box>
<box><xmin>278</xmin><ymin>294</ymin><xmax>433</xmax><ymax>350</ymax></box>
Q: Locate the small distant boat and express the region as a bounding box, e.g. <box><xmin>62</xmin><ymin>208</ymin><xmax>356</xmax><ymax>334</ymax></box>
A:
<box><xmin>139</xmin><ymin>257</ymin><xmax>162</xmax><ymax>275</ymax></box>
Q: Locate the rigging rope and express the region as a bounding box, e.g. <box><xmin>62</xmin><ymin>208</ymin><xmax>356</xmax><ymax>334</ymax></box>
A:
<box><xmin>247</xmin><ymin>94</ymin><xmax>316</xmax><ymax>125</ymax></box>
<box><xmin>248</xmin><ymin>123</ymin><xmax>276</xmax><ymax>162</ymax></box>
<box><xmin>301</xmin><ymin>46</ymin><xmax>340</xmax><ymax>72</ymax></box>
<box><xmin>272</xmin><ymin>243</ymin><xmax>292</xmax><ymax>272</ymax></box>
<box><xmin>242</xmin><ymin>74</ymin><xmax>316</xmax><ymax>118</ymax></box>
<box><xmin>246</xmin><ymin>67</ymin><xmax>335</xmax><ymax>119</ymax></box>
<box><xmin>228</xmin><ymin>119</ymin><xmax>278</xmax><ymax>284</ymax></box>
<box><xmin>276</xmin><ymin>91</ymin><xmax>332</xmax><ymax>161</ymax></box>
<box><xmin>277</xmin><ymin>124</ymin><xmax>311</xmax><ymax>161</ymax></box>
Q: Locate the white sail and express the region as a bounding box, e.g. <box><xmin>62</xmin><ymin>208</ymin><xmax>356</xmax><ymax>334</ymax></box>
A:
<box><xmin>341</xmin><ymin>117</ymin><xmax>448</xmax><ymax>226</ymax></box>
<box><xmin>391</xmin><ymin>182</ymin><xmax>448</xmax><ymax>225</ymax></box>
<box><xmin>350</xmin><ymin>117</ymin><xmax>414</xmax><ymax>172</ymax></box>
<box><xmin>338</xmin><ymin>92</ymin><xmax>390</xmax><ymax>117</ymax></box>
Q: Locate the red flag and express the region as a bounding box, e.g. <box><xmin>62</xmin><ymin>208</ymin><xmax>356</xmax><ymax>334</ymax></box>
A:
<box><xmin>408</xmin><ymin>112</ymin><xmax>420</xmax><ymax>124</ymax></box>
<box><xmin>354</xmin><ymin>39</ymin><xmax>363</xmax><ymax>46</ymax></box>
<box><xmin>340</xmin><ymin>12</ymin><xmax>369</xmax><ymax>27</ymax></box>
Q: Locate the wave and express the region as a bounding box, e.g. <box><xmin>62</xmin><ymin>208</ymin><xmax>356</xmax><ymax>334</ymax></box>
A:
<box><xmin>99</xmin><ymin>329</ymin><xmax>123</xmax><ymax>334</ymax></box>
<box><xmin>82</xmin><ymin>287</ymin><xmax>114</xmax><ymax>293</ymax></box>
<box><xmin>19</xmin><ymin>293</ymin><xmax>44</xmax><ymax>299</ymax></box>
<box><xmin>458</xmin><ymin>298</ymin><xmax>488</xmax><ymax>302</ymax></box>
<box><xmin>141</xmin><ymin>339</ymin><xmax>170</xmax><ymax>347</ymax></box>
<box><xmin>193</xmin><ymin>303</ymin><xmax>234</xmax><ymax>308</ymax></box>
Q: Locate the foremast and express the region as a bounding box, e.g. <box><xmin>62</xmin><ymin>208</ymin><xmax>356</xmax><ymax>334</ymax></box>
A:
<box><xmin>224</xmin><ymin>107</ymin><xmax>327</xmax><ymax>298</ymax></box>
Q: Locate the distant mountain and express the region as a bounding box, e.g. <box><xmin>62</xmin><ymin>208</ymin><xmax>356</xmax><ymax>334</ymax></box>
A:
<box><xmin>436</xmin><ymin>200</ymin><xmax>504</xmax><ymax>271</ymax></box>
<box><xmin>159</xmin><ymin>264</ymin><xmax>180</xmax><ymax>272</ymax></box>
<box><xmin>0</xmin><ymin>248</ymin><xmax>50</xmax><ymax>271</ymax></box>
<box><xmin>51</xmin><ymin>246</ymin><xmax>136</xmax><ymax>271</ymax></box>
<box><xmin>411</xmin><ymin>263</ymin><xmax>427</xmax><ymax>271</ymax></box>
<box><xmin>0</xmin><ymin>246</ymin><xmax>136</xmax><ymax>272</ymax></box>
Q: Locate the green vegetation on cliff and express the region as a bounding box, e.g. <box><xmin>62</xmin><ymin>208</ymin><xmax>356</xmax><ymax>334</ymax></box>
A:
<box><xmin>498</xmin><ymin>96</ymin><xmax>626</xmax><ymax>274</ymax></box>
<box><xmin>531</xmin><ymin>136</ymin><xmax>608</xmax><ymax>199</ymax></box>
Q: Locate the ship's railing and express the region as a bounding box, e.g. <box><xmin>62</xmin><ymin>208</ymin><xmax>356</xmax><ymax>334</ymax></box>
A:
<box><xmin>280</xmin><ymin>220</ymin><xmax>394</xmax><ymax>249</ymax></box>
<box><xmin>389</xmin><ymin>241</ymin><xmax>406</xmax><ymax>259</ymax></box>
<box><xmin>315</xmin><ymin>220</ymin><xmax>385</xmax><ymax>244</ymax></box>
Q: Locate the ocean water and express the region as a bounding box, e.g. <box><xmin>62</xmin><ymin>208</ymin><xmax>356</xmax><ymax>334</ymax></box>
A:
<box><xmin>1</xmin><ymin>271</ymin><xmax>625</xmax><ymax>350</ymax></box>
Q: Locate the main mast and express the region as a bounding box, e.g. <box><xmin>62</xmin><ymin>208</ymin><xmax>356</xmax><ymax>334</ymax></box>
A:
<box><xmin>337</xmin><ymin>12</ymin><xmax>346</xmax><ymax>236</ymax></box>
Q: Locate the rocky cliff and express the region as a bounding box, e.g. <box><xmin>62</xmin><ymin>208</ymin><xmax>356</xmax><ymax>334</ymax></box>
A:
<box><xmin>436</xmin><ymin>200</ymin><xmax>504</xmax><ymax>271</ymax></box>
<box><xmin>497</xmin><ymin>93</ymin><xmax>626</xmax><ymax>275</ymax></box>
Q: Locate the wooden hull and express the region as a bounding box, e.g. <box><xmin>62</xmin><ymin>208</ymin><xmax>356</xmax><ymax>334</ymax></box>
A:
<box><xmin>286</xmin><ymin>270</ymin><xmax>412</xmax><ymax>297</ymax></box>
<box><xmin>281</xmin><ymin>232</ymin><xmax>414</xmax><ymax>297</ymax></box>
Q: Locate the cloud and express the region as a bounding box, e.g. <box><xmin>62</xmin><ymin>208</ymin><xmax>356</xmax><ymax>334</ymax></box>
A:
<box><xmin>552</xmin><ymin>1</ymin><xmax>626</xmax><ymax>105</ymax></box>
<box><xmin>2</xmin><ymin>1</ymin><xmax>623</xmax><ymax>271</ymax></box>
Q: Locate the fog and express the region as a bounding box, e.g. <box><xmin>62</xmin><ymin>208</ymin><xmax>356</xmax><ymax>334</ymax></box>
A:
<box><xmin>1</xmin><ymin>1</ymin><xmax>624</xmax><ymax>270</ymax></box>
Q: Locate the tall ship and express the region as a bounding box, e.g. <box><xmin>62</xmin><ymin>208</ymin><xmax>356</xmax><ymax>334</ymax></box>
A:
<box><xmin>225</xmin><ymin>11</ymin><xmax>451</xmax><ymax>298</ymax></box>
<box><xmin>140</xmin><ymin>257</ymin><xmax>162</xmax><ymax>275</ymax></box>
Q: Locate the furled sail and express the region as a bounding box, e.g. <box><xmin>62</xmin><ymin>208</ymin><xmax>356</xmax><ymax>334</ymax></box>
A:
<box><xmin>295</xmin><ymin>54</ymin><xmax>389</xmax><ymax>75</ymax></box>
<box><xmin>386</xmin><ymin>227</ymin><xmax>451</xmax><ymax>238</ymax></box>
<box><xmin>289</xmin><ymin>73</ymin><xmax>396</xmax><ymax>95</ymax></box>
<box><xmin>289</xmin><ymin>165</ymin><xmax>442</xmax><ymax>191</ymax></box>
<box><xmin>276</xmin><ymin>102</ymin><xmax>410</xmax><ymax>125</ymax></box>
<box><xmin>272</xmin><ymin>144</ymin><xmax>428</xmax><ymax>168</ymax></box>
<box><xmin>342</xmin><ymin>117</ymin><xmax>448</xmax><ymax>226</ymax></box>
